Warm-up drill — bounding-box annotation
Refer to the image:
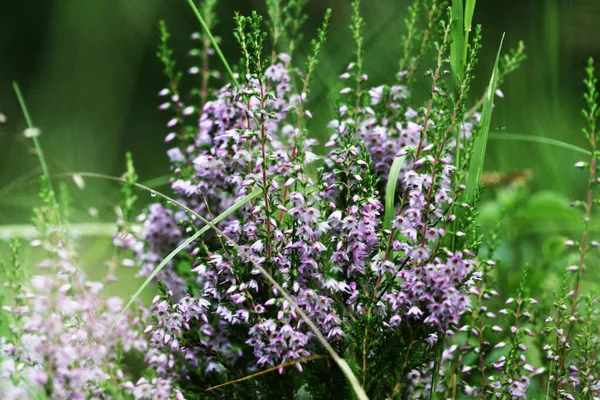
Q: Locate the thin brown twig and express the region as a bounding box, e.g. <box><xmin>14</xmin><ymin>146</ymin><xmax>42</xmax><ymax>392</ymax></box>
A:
<box><xmin>206</xmin><ymin>354</ymin><xmax>328</xmax><ymax>391</ymax></box>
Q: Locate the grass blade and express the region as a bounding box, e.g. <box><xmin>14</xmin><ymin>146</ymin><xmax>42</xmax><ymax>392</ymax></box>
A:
<box><xmin>465</xmin><ymin>33</ymin><xmax>505</xmax><ymax>203</ymax></box>
<box><xmin>384</xmin><ymin>151</ymin><xmax>410</xmax><ymax>230</ymax></box>
<box><xmin>450</xmin><ymin>0</ymin><xmax>465</xmax><ymax>86</ymax></box>
<box><xmin>109</xmin><ymin>188</ymin><xmax>261</xmax><ymax>334</ymax></box>
<box><xmin>488</xmin><ymin>132</ymin><xmax>591</xmax><ymax>156</ymax></box>
<box><xmin>140</xmin><ymin>174</ymin><xmax>171</xmax><ymax>188</ymax></box>
<box><xmin>463</xmin><ymin>0</ymin><xmax>476</xmax><ymax>65</ymax></box>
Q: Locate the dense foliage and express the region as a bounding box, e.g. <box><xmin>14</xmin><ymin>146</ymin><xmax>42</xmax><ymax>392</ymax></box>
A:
<box><xmin>1</xmin><ymin>0</ymin><xmax>599</xmax><ymax>399</ymax></box>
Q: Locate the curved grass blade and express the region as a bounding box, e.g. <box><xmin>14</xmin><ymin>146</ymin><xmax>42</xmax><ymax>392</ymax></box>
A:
<box><xmin>108</xmin><ymin>187</ymin><xmax>261</xmax><ymax>334</ymax></box>
<box><xmin>465</xmin><ymin>33</ymin><xmax>505</xmax><ymax>203</ymax></box>
<box><xmin>384</xmin><ymin>151</ymin><xmax>409</xmax><ymax>230</ymax></box>
<box><xmin>70</xmin><ymin>171</ymin><xmax>369</xmax><ymax>400</ymax></box>
<box><xmin>488</xmin><ymin>132</ymin><xmax>591</xmax><ymax>156</ymax></box>
<box><xmin>140</xmin><ymin>174</ymin><xmax>171</xmax><ymax>188</ymax></box>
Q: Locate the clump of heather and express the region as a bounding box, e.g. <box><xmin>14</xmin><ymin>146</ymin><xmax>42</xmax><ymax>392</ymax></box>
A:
<box><xmin>9</xmin><ymin>0</ymin><xmax>600</xmax><ymax>398</ymax></box>
<box><xmin>408</xmin><ymin>59</ymin><xmax>600</xmax><ymax>400</ymax></box>
<box><xmin>0</xmin><ymin>170</ymin><xmax>182</xmax><ymax>397</ymax></box>
<box><xmin>128</xmin><ymin>0</ymin><xmax>531</xmax><ymax>398</ymax></box>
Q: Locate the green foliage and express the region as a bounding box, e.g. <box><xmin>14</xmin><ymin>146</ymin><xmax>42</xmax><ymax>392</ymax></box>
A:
<box><xmin>302</xmin><ymin>8</ymin><xmax>331</xmax><ymax>97</ymax></box>
<box><xmin>32</xmin><ymin>176</ymin><xmax>61</xmax><ymax>241</ymax></box>
<box><xmin>349</xmin><ymin>0</ymin><xmax>365</xmax><ymax>116</ymax></box>
<box><xmin>398</xmin><ymin>0</ymin><xmax>422</xmax><ymax>78</ymax></box>
<box><xmin>265</xmin><ymin>0</ymin><xmax>309</xmax><ymax>57</ymax></box>
<box><xmin>0</xmin><ymin>238</ymin><xmax>25</xmax><ymax>337</ymax></box>
<box><xmin>234</xmin><ymin>12</ymin><xmax>269</xmax><ymax>83</ymax></box>
<box><xmin>497</xmin><ymin>40</ymin><xmax>526</xmax><ymax>87</ymax></box>
<box><xmin>582</xmin><ymin>58</ymin><xmax>599</xmax><ymax>144</ymax></box>
<box><xmin>350</xmin><ymin>0</ymin><xmax>365</xmax><ymax>74</ymax></box>
<box><xmin>158</xmin><ymin>20</ymin><xmax>182</xmax><ymax>90</ymax></box>
<box><xmin>119</xmin><ymin>151</ymin><xmax>139</xmax><ymax>231</ymax></box>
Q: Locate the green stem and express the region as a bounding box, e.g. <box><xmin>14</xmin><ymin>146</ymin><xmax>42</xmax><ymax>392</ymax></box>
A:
<box><xmin>185</xmin><ymin>0</ymin><xmax>241</xmax><ymax>91</ymax></box>
<box><xmin>12</xmin><ymin>82</ymin><xmax>63</xmax><ymax>227</ymax></box>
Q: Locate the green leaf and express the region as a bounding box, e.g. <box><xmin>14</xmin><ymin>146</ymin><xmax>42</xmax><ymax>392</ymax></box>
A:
<box><xmin>295</xmin><ymin>384</ymin><xmax>314</xmax><ymax>400</ymax></box>
<box><xmin>384</xmin><ymin>150</ymin><xmax>410</xmax><ymax>230</ymax></box>
<box><xmin>450</xmin><ymin>0</ymin><xmax>465</xmax><ymax>86</ymax></box>
<box><xmin>465</xmin><ymin>33</ymin><xmax>505</xmax><ymax>203</ymax></box>
<box><xmin>463</xmin><ymin>0</ymin><xmax>476</xmax><ymax>65</ymax></box>
<box><xmin>464</xmin><ymin>0</ymin><xmax>476</xmax><ymax>33</ymax></box>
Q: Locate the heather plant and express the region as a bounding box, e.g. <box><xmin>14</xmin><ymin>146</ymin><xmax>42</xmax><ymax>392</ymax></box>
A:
<box><xmin>0</xmin><ymin>87</ymin><xmax>184</xmax><ymax>399</ymax></box>
<box><xmin>4</xmin><ymin>0</ymin><xmax>600</xmax><ymax>399</ymax></box>
<box><xmin>121</xmin><ymin>0</ymin><xmax>530</xmax><ymax>398</ymax></box>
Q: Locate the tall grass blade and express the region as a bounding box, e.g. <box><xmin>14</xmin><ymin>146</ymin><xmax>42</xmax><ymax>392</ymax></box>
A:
<box><xmin>465</xmin><ymin>33</ymin><xmax>505</xmax><ymax>203</ymax></box>
<box><xmin>13</xmin><ymin>82</ymin><xmax>62</xmax><ymax>226</ymax></box>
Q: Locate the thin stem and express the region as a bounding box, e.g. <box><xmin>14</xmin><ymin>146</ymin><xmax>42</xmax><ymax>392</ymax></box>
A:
<box><xmin>569</xmin><ymin>130</ymin><xmax>596</xmax><ymax>315</ymax></box>
<box><xmin>12</xmin><ymin>82</ymin><xmax>63</xmax><ymax>227</ymax></box>
<box><xmin>186</xmin><ymin>0</ymin><xmax>241</xmax><ymax>91</ymax></box>
<box><xmin>407</xmin><ymin>0</ymin><xmax>438</xmax><ymax>80</ymax></box>
<box><xmin>429</xmin><ymin>333</ymin><xmax>446</xmax><ymax>400</ymax></box>
<box><xmin>206</xmin><ymin>354</ymin><xmax>328</xmax><ymax>391</ymax></box>
<box><xmin>392</xmin><ymin>330</ymin><xmax>416</xmax><ymax>398</ymax></box>
<box><xmin>200</xmin><ymin>27</ymin><xmax>211</xmax><ymax>109</ymax></box>
<box><xmin>560</xmin><ymin>132</ymin><xmax>597</xmax><ymax>377</ymax></box>
<box><xmin>259</xmin><ymin>79</ymin><xmax>273</xmax><ymax>260</ymax></box>
<box><xmin>477</xmin><ymin>284</ymin><xmax>487</xmax><ymax>396</ymax></box>
<box><xmin>362</xmin><ymin>321</ymin><xmax>369</xmax><ymax>387</ymax></box>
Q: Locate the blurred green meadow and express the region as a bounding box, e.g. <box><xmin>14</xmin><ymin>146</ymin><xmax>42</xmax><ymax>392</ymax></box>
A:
<box><xmin>1</xmin><ymin>0</ymin><xmax>600</xmax><ymax>300</ymax></box>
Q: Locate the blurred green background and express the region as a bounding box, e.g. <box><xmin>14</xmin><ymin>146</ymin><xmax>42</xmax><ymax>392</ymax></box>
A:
<box><xmin>1</xmin><ymin>0</ymin><xmax>600</xmax><ymax>295</ymax></box>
